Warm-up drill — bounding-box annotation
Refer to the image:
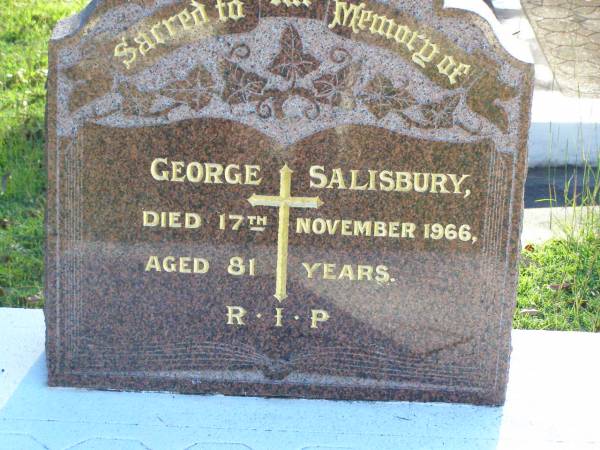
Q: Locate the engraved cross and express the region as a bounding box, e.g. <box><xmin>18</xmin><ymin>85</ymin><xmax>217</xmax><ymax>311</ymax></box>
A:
<box><xmin>248</xmin><ymin>164</ymin><xmax>323</xmax><ymax>302</ymax></box>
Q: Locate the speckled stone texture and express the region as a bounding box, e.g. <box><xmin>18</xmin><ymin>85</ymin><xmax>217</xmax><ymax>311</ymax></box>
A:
<box><xmin>46</xmin><ymin>0</ymin><xmax>534</xmax><ymax>405</ymax></box>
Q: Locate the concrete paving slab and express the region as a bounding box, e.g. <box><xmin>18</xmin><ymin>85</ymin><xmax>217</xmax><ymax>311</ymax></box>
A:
<box><xmin>0</xmin><ymin>308</ymin><xmax>599</xmax><ymax>450</ymax></box>
<box><xmin>521</xmin><ymin>0</ymin><xmax>600</xmax><ymax>98</ymax></box>
<box><xmin>490</xmin><ymin>0</ymin><xmax>600</xmax><ymax>167</ymax></box>
<box><xmin>522</xmin><ymin>206</ymin><xmax>599</xmax><ymax>245</ymax></box>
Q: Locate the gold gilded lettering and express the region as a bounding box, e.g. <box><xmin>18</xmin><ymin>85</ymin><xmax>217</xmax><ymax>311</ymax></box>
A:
<box><xmin>437</xmin><ymin>55</ymin><xmax>471</xmax><ymax>85</ymax></box>
<box><xmin>143</xmin><ymin>211</ymin><xmax>159</xmax><ymax>227</ymax></box>
<box><xmin>309</xmin><ymin>166</ymin><xmax>328</xmax><ymax>188</ymax></box>
<box><xmin>327</xmin><ymin>219</ymin><xmax>340</xmax><ymax>234</ymax></box>
<box><xmin>215</xmin><ymin>0</ymin><xmax>245</xmax><ymax>21</ymax></box>
<box><xmin>177</xmin><ymin>9</ymin><xmax>195</xmax><ymax>29</ymax></box>
<box><xmin>413</xmin><ymin>173</ymin><xmax>430</xmax><ymax>193</ymax></box>
<box><xmin>151</xmin><ymin>158</ymin><xmax>169</xmax><ymax>180</ymax></box>
<box><xmin>150</xmin><ymin>159</ymin><xmax>261</xmax><ymax>185</ymax></box>
<box><xmin>224</xmin><ymin>164</ymin><xmax>242</xmax><ymax>184</ymax></box>
<box><xmin>368</xmin><ymin>170</ymin><xmax>378</xmax><ymax>190</ymax></box>
<box><xmin>204</xmin><ymin>163</ymin><xmax>224</xmax><ymax>184</ymax></box>
<box><xmin>306</xmin><ymin>167</ymin><xmax>471</xmax><ymax>195</ymax></box>
<box><xmin>133</xmin><ymin>32</ymin><xmax>156</xmax><ymax>56</ymax></box>
<box><xmin>388</xmin><ymin>221</ymin><xmax>400</xmax><ymax>238</ymax></box>
<box><xmin>179</xmin><ymin>256</ymin><xmax>192</xmax><ymax>273</ymax></box>
<box><xmin>145</xmin><ymin>255</ymin><xmax>161</xmax><ymax>272</ymax></box>
<box><xmin>379</xmin><ymin>170</ymin><xmax>395</xmax><ymax>191</ymax></box>
<box><xmin>402</xmin><ymin>222</ymin><xmax>416</xmax><ymax>239</ymax></box>
<box><xmin>163</xmin><ymin>256</ymin><xmax>177</xmax><ymax>272</ymax></box>
<box><xmin>338</xmin><ymin>264</ymin><xmax>355</xmax><ymax>280</ymax></box>
<box><xmin>369</xmin><ymin>13</ymin><xmax>395</xmax><ymax>38</ymax></box>
<box><xmin>328</xmin><ymin>0</ymin><xmax>364</xmax><ymax>33</ymax></box>
<box><xmin>171</xmin><ymin>161</ymin><xmax>186</xmax><ymax>182</ymax></box>
<box><xmin>193</xmin><ymin>258</ymin><xmax>209</xmax><ymax>273</ymax></box>
<box><xmin>143</xmin><ymin>211</ymin><xmax>201</xmax><ymax>229</ymax></box>
<box><xmin>228</xmin><ymin>0</ymin><xmax>245</xmax><ymax>20</ymax></box>
<box><xmin>358</xmin><ymin>9</ymin><xmax>372</xmax><ymax>31</ymax></box>
<box><xmin>144</xmin><ymin>256</ymin><xmax>209</xmax><ymax>273</ymax></box>
<box><xmin>311</xmin><ymin>309</ymin><xmax>330</xmax><ymax>329</ymax></box>
<box><xmin>190</xmin><ymin>0</ymin><xmax>209</xmax><ymax>25</ymax></box>
<box><xmin>215</xmin><ymin>0</ymin><xmax>228</xmax><ymax>20</ymax></box>
<box><xmin>375</xmin><ymin>265</ymin><xmax>390</xmax><ymax>283</ymax></box>
<box><xmin>349</xmin><ymin>170</ymin><xmax>368</xmax><ymax>190</ymax></box>
<box><xmin>117</xmin><ymin>1</ymin><xmax>210</xmax><ymax>68</ymax></box>
<box><xmin>185</xmin><ymin>213</ymin><xmax>202</xmax><ymax>228</ymax></box>
<box><xmin>150</xmin><ymin>23</ymin><xmax>166</xmax><ymax>44</ymax></box>
<box><xmin>323</xmin><ymin>263</ymin><xmax>336</xmax><ymax>280</ymax></box>
<box><xmin>430</xmin><ymin>174</ymin><xmax>450</xmax><ymax>193</ymax></box>
<box><xmin>169</xmin><ymin>212</ymin><xmax>182</xmax><ymax>228</ymax></box>
<box><xmin>186</xmin><ymin>162</ymin><xmax>204</xmax><ymax>182</ymax></box>
<box><xmin>341</xmin><ymin>220</ymin><xmax>353</xmax><ymax>236</ymax></box>
<box><xmin>328</xmin><ymin>3</ymin><xmax>474</xmax><ymax>83</ymax></box>
<box><xmin>357</xmin><ymin>265</ymin><xmax>373</xmax><ymax>281</ymax></box>
<box><xmin>311</xmin><ymin>218</ymin><xmax>326</xmax><ymax>234</ymax></box>
<box><xmin>114</xmin><ymin>37</ymin><xmax>138</xmax><ymax>69</ymax></box>
<box><xmin>449</xmin><ymin>63</ymin><xmax>471</xmax><ymax>85</ymax></box>
<box><xmin>301</xmin><ymin>262</ymin><xmax>393</xmax><ymax>285</ymax></box>
<box><xmin>412</xmin><ymin>38</ymin><xmax>440</xmax><ymax>68</ymax></box>
<box><xmin>374</xmin><ymin>221</ymin><xmax>387</xmax><ymax>237</ymax></box>
<box><xmin>437</xmin><ymin>55</ymin><xmax>456</xmax><ymax>79</ymax></box>
<box><xmin>296</xmin><ymin>218</ymin><xmax>311</xmax><ymax>234</ymax></box>
<box><xmin>162</xmin><ymin>16</ymin><xmax>179</xmax><ymax>37</ymax></box>
<box><xmin>448</xmin><ymin>174</ymin><xmax>471</xmax><ymax>195</ymax></box>
<box><xmin>226</xmin><ymin>306</ymin><xmax>247</xmax><ymax>325</ymax></box>
<box><xmin>404</xmin><ymin>31</ymin><xmax>422</xmax><ymax>52</ymax></box>
<box><xmin>295</xmin><ymin>218</ymin><xmax>420</xmax><ymax>239</ymax></box>
<box><xmin>302</xmin><ymin>262</ymin><xmax>321</xmax><ymax>279</ymax></box>
<box><xmin>245</xmin><ymin>165</ymin><xmax>262</xmax><ymax>185</ymax></box>
<box><xmin>393</xmin><ymin>24</ymin><xmax>413</xmax><ymax>46</ymax></box>
<box><xmin>354</xmin><ymin>220</ymin><xmax>371</xmax><ymax>236</ymax></box>
<box><xmin>327</xmin><ymin>168</ymin><xmax>347</xmax><ymax>189</ymax></box>
<box><xmin>395</xmin><ymin>172</ymin><xmax>412</xmax><ymax>192</ymax></box>
<box><xmin>275</xmin><ymin>307</ymin><xmax>284</xmax><ymax>327</ymax></box>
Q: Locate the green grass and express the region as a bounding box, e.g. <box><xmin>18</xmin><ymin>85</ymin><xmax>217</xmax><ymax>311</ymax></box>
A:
<box><xmin>515</xmin><ymin>234</ymin><xmax>600</xmax><ymax>331</ymax></box>
<box><xmin>514</xmin><ymin>162</ymin><xmax>600</xmax><ymax>331</ymax></box>
<box><xmin>1</xmin><ymin>0</ymin><xmax>599</xmax><ymax>331</ymax></box>
<box><xmin>0</xmin><ymin>0</ymin><xmax>87</xmax><ymax>307</ymax></box>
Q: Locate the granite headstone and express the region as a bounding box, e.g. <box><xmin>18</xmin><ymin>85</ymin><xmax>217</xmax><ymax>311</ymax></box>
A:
<box><xmin>46</xmin><ymin>0</ymin><xmax>534</xmax><ymax>405</ymax></box>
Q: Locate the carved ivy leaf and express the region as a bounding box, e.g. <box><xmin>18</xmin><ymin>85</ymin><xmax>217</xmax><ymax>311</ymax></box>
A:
<box><xmin>313</xmin><ymin>63</ymin><xmax>358</xmax><ymax>107</ymax></box>
<box><xmin>359</xmin><ymin>74</ymin><xmax>415</xmax><ymax>119</ymax></box>
<box><xmin>159</xmin><ymin>66</ymin><xmax>214</xmax><ymax>112</ymax></box>
<box><xmin>466</xmin><ymin>71</ymin><xmax>517</xmax><ymax>133</ymax></box>
<box><xmin>417</xmin><ymin>94</ymin><xmax>461</xmax><ymax>128</ymax></box>
<box><xmin>221</xmin><ymin>60</ymin><xmax>267</xmax><ymax>105</ymax></box>
<box><xmin>118</xmin><ymin>82</ymin><xmax>159</xmax><ymax>117</ymax></box>
<box><xmin>269</xmin><ymin>24</ymin><xmax>320</xmax><ymax>84</ymax></box>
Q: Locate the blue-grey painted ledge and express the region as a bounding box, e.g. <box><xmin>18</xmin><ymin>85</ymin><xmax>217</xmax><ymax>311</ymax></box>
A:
<box><xmin>1</xmin><ymin>308</ymin><xmax>599</xmax><ymax>450</ymax></box>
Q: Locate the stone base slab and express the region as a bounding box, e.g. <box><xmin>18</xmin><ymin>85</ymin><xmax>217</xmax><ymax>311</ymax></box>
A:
<box><xmin>1</xmin><ymin>308</ymin><xmax>598</xmax><ymax>450</ymax></box>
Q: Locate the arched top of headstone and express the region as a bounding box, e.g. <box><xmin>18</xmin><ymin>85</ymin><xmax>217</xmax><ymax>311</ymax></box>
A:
<box><xmin>52</xmin><ymin>0</ymin><xmax>532</xmax><ymax>64</ymax></box>
<box><xmin>48</xmin><ymin>0</ymin><xmax>533</xmax><ymax>150</ymax></box>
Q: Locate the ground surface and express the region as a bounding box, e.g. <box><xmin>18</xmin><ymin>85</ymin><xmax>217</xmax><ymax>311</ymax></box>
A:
<box><xmin>525</xmin><ymin>167</ymin><xmax>599</xmax><ymax>209</ymax></box>
<box><xmin>520</xmin><ymin>0</ymin><xmax>600</xmax><ymax>97</ymax></box>
<box><xmin>1</xmin><ymin>308</ymin><xmax>599</xmax><ymax>450</ymax></box>
<box><xmin>0</xmin><ymin>0</ymin><xmax>87</xmax><ymax>308</ymax></box>
<box><xmin>0</xmin><ymin>0</ymin><xmax>599</xmax><ymax>331</ymax></box>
